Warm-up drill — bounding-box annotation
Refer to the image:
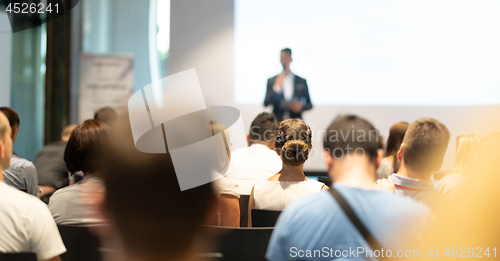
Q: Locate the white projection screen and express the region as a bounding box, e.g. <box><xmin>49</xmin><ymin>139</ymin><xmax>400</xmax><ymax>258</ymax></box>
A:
<box><xmin>234</xmin><ymin>0</ymin><xmax>500</xmax><ymax>106</ymax></box>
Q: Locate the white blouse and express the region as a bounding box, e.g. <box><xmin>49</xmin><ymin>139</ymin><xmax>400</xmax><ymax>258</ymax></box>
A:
<box><xmin>253</xmin><ymin>179</ymin><xmax>325</xmax><ymax>211</ymax></box>
<box><xmin>213</xmin><ymin>176</ymin><xmax>240</xmax><ymax>198</ymax></box>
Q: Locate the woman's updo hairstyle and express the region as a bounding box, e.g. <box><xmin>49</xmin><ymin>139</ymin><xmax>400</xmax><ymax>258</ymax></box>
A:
<box><xmin>275</xmin><ymin>118</ymin><xmax>312</xmax><ymax>166</ymax></box>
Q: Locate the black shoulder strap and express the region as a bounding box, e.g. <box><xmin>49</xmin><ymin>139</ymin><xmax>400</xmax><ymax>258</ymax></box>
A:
<box><xmin>329</xmin><ymin>186</ymin><xmax>390</xmax><ymax>260</ymax></box>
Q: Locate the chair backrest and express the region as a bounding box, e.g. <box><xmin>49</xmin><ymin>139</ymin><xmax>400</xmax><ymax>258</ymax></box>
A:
<box><xmin>251</xmin><ymin>209</ymin><xmax>282</xmax><ymax>227</ymax></box>
<box><xmin>0</xmin><ymin>253</ymin><xmax>37</xmax><ymax>261</ymax></box>
<box><xmin>239</xmin><ymin>195</ymin><xmax>250</xmax><ymax>227</ymax></box>
<box><xmin>57</xmin><ymin>225</ymin><xmax>102</xmax><ymax>261</ymax></box>
<box><xmin>317</xmin><ymin>176</ymin><xmax>332</xmax><ymax>188</ymax></box>
<box><xmin>203</xmin><ymin>226</ymin><xmax>274</xmax><ymax>261</ymax></box>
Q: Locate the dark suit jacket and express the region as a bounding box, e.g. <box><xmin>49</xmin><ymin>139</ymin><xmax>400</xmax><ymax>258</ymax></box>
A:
<box><xmin>264</xmin><ymin>74</ymin><xmax>313</xmax><ymax>122</ymax></box>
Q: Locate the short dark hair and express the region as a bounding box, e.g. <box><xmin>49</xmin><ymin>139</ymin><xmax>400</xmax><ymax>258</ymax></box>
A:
<box><xmin>402</xmin><ymin>118</ymin><xmax>450</xmax><ymax>174</ymax></box>
<box><xmin>281</xmin><ymin>48</ymin><xmax>292</xmax><ymax>56</ymax></box>
<box><xmin>249</xmin><ymin>113</ymin><xmax>278</xmax><ymax>143</ymax></box>
<box><xmin>323</xmin><ymin>115</ymin><xmax>381</xmax><ymax>160</ymax></box>
<box><xmin>0</xmin><ymin>107</ymin><xmax>19</xmax><ymax>129</ymax></box>
<box><xmin>275</xmin><ymin>118</ymin><xmax>312</xmax><ymax>166</ymax></box>
<box><xmin>64</xmin><ymin>119</ymin><xmax>110</xmax><ymax>174</ymax></box>
<box><xmin>100</xmin><ymin>117</ymin><xmax>214</xmax><ymax>258</ymax></box>
<box><xmin>94</xmin><ymin>106</ymin><xmax>118</xmax><ymax>126</ymax></box>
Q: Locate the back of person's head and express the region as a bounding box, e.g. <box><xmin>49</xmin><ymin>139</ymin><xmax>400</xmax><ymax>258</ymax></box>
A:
<box><xmin>249</xmin><ymin>112</ymin><xmax>278</xmax><ymax>145</ymax></box>
<box><xmin>479</xmin><ymin>132</ymin><xmax>500</xmax><ymax>168</ymax></box>
<box><xmin>481</xmin><ymin>132</ymin><xmax>500</xmax><ymax>153</ymax></box>
<box><xmin>385</xmin><ymin>122</ymin><xmax>409</xmax><ymax>156</ymax></box>
<box><xmin>64</xmin><ymin>120</ymin><xmax>110</xmax><ymax>175</ymax></box>
<box><xmin>93</xmin><ymin>106</ymin><xmax>118</xmax><ymax>126</ymax></box>
<box><xmin>61</xmin><ymin>124</ymin><xmax>78</xmax><ymax>142</ymax></box>
<box><xmin>275</xmin><ymin>118</ymin><xmax>312</xmax><ymax>166</ymax></box>
<box><xmin>323</xmin><ymin>115</ymin><xmax>381</xmax><ymax>161</ymax></box>
<box><xmin>0</xmin><ymin>112</ymin><xmax>12</xmax><ymax>170</ymax></box>
<box><xmin>401</xmin><ymin>118</ymin><xmax>450</xmax><ymax>175</ymax></box>
<box><xmin>385</xmin><ymin>121</ymin><xmax>410</xmax><ymax>171</ymax></box>
<box><xmin>100</xmin><ymin>117</ymin><xmax>215</xmax><ymax>260</ymax></box>
<box><xmin>0</xmin><ymin>107</ymin><xmax>19</xmax><ymax>129</ymax></box>
<box><xmin>453</xmin><ymin>134</ymin><xmax>482</xmax><ymax>175</ymax></box>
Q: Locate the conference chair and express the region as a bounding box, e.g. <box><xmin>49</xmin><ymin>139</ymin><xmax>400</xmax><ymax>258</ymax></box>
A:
<box><xmin>251</xmin><ymin>209</ymin><xmax>282</xmax><ymax>227</ymax></box>
<box><xmin>201</xmin><ymin>226</ymin><xmax>274</xmax><ymax>261</ymax></box>
<box><xmin>57</xmin><ymin>225</ymin><xmax>102</xmax><ymax>261</ymax></box>
<box><xmin>0</xmin><ymin>253</ymin><xmax>37</xmax><ymax>261</ymax></box>
<box><xmin>239</xmin><ymin>194</ymin><xmax>250</xmax><ymax>227</ymax></box>
<box><xmin>317</xmin><ymin>176</ymin><xmax>332</xmax><ymax>188</ymax></box>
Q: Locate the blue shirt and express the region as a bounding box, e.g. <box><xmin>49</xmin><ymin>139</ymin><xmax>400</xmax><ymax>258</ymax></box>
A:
<box><xmin>266</xmin><ymin>184</ymin><xmax>433</xmax><ymax>261</ymax></box>
<box><xmin>3</xmin><ymin>154</ymin><xmax>40</xmax><ymax>197</ymax></box>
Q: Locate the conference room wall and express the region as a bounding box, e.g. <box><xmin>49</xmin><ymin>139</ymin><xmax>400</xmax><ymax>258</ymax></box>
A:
<box><xmin>0</xmin><ymin>11</ymin><xmax>12</xmax><ymax>107</ymax></box>
<box><xmin>168</xmin><ymin>0</ymin><xmax>500</xmax><ymax>171</ymax></box>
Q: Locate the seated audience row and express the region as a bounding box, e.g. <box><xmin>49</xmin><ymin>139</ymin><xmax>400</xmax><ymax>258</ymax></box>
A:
<box><xmin>2</xmin><ymin>105</ymin><xmax>497</xmax><ymax>260</ymax></box>
<box><xmin>0</xmin><ymin>106</ymin><xmax>118</xmax><ymax>259</ymax></box>
<box><xmin>0</xmin><ymin>106</ymin><xmax>118</xmax><ymax>201</ymax></box>
<box><xmin>267</xmin><ymin>115</ymin><xmax>436</xmax><ymax>260</ymax></box>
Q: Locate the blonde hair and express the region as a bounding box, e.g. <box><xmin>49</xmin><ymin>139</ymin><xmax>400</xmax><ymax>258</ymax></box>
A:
<box><xmin>453</xmin><ymin>134</ymin><xmax>482</xmax><ymax>175</ymax></box>
<box><xmin>210</xmin><ymin>121</ymin><xmax>231</xmax><ymax>174</ymax></box>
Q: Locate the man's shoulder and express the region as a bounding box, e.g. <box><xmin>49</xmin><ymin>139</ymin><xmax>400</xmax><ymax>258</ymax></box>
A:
<box><xmin>230</xmin><ymin>146</ymin><xmax>251</xmax><ymax>156</ymax></box>
<box><xmin>268</xmin><ymin>75</ymin><xmax>278</xmax><ymax>82</ymax></box>
<box><xmin>384</xmin><ymin>190</ymin><xmax>430</xmax><ymax>209</ymax></box>
<box><xmin>51</xmin><ymin>184</ymin><xmax>79</xmax><ymax>197</ymax></box>
<box><xmin>375</xmin><ymin>191</ymin><xmax>432</xmax><ymax>223</ymax></box>
<box><xmin>281</xmin><ymin>191</ymin><xmax>332</xmax><ymax>218</ymax></box>
<box><xmin>293</xmin><ymin>74</ymin><xmax>307</xmax><ymax>82</ymax></box>
<box><xmin>284</xmin><ymin>187</ymin><xmax>430</xmax><ymax>221</ymax></box>
<box><xmin>0</xmin><ymin>182</ymin><xmax>45</xmax><ymax>209</ymax></box>
<box><xmin>8</xmin><ymin>155</ymin><xmax>36</xmax><ymax>171</ymax></box>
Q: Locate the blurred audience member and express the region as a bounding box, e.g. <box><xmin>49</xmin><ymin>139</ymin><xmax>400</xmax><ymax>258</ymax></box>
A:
<box><xmin>212</xmin><ymin>177</ymin><xmax>240</xmax><ymax>227</ymax></box>
<box><xmin>35</xmin><ymin>124</ymin><xmax>78</xmax><ymax>201</ymax></box>
<box><xmin>266</xmin><ymin>115</ymin><xmax>433</xmax><ymax>261</ymax></box>
<box><xmin>94</xmin><ymin>106</ymin><xmax>118</xmax><ymax>127</ymax></box>
<box><xmin>426</xmin><ymin>133</ymin><xmax>500</xmax><ymax>260</ymax></box>
<box><xmin>210</xmin><ymin>121</ymin><xmax>240</xmax><ymax>227</ymax></box>
<box><xmin>436</xmin><ymin>134</ymin><xmax>482</xmax><ymax>200</ymax></box>
<box><xmin>0</xmin><ymin>107</ymin><xmax>40</xmax><ymax>197</ymax></box>
<box><xmin>94</xmin><ymin>117</ymin><xmax>216</xmax><ymax>261</ymax></box>
<box><xmin>377</xmin><ymin>121</ymin><xmax>409</xmax><ymax>179</ymax></box>
<box><xmin>0</xmin><ymin>112</ymin><xmax>66</xmax><ymax>261</ymax></box>
<box><xmin>392</xmin><ymin>118</ymin><xmax>450</xmax><ymax>210</ymax></box>
<box><xmin>224</xmin><ymin>112</ymin><xmax>282</xmax><ymax>194</ymax></box>
<box><xmin>49</xmin><ymin>120</ymin><xmax>109</xmax><ymax>225</ymax></box>
<box><xmin>248</xmin><ymin>119</ymin><xmax>327</xmax><ymax>226</ymax></box>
